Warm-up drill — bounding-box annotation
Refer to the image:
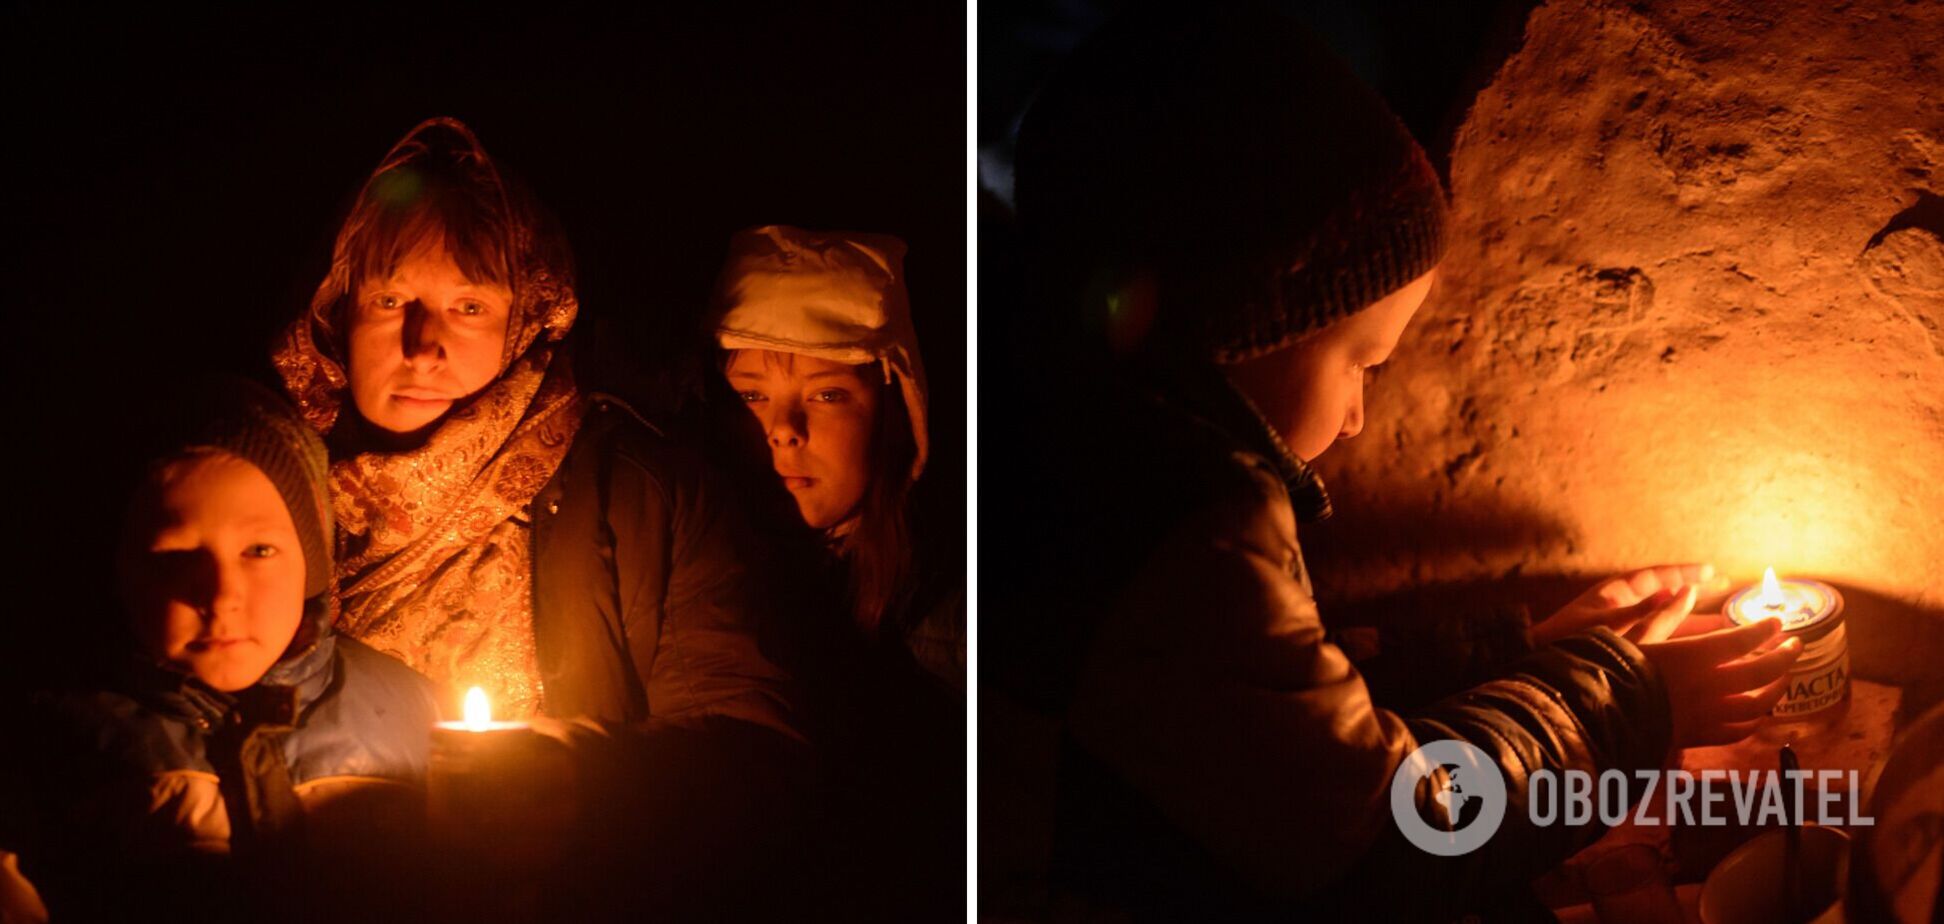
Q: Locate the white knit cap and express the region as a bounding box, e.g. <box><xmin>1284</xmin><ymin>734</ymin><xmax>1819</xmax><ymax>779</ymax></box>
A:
<box><xmin>712</xmin><ymin>225</ymin><xmax>929</xmax><ymax>482</ymax></box>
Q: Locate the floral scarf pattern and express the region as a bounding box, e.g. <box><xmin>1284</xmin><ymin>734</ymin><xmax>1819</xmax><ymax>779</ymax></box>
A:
<box><xmin>272</xmin><ymin>117</ymin><xmax>581</xmax><ymax>718</ymax></box>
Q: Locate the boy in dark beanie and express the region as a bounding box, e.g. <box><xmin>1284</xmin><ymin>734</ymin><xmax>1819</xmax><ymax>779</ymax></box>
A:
<box><xmin>988</xmin><ymin>4</ymin><xmax>1800</xmax><ymax>919</ymax></box>
<box><xmin>0</xmin><ymin>378</ymin><xmax>441</xmax><ymax>922</ymax></box>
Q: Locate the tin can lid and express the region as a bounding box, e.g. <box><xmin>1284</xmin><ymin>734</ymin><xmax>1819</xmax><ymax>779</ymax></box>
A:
<box><xmin>1723</xmin><ymin>579</ymin><xmax>1846</xmax><ymax>644</ymax></box>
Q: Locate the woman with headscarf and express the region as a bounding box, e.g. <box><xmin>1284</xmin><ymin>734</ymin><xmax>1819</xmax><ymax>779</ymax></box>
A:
<box><xmin>273</xmin><ymin>118</ymin><xmax>805</xmax><ymax>914</ymax></box>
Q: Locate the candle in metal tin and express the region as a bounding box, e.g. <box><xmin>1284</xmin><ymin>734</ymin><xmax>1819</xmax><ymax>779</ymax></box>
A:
<box><xmin>1723</xmin><ymin>568</ymin><xmax>1849</xmax><ymax>724</ymax></box>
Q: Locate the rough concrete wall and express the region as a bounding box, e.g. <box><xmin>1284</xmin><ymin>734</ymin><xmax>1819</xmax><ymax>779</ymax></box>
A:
<box><xmin>1307</xmin><ymin>0</ymin><xmax>1944</xmax><ymax>655</ymax></box>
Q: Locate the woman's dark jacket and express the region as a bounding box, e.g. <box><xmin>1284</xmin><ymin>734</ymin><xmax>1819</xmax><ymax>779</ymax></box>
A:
<box><xmin>524</xmin><ymin>393</ymin><xmax>809</xmax><ymax>918</ymax></box>
<box><xmin>530</xmin><ymin>393</ymin><xmax>798</xmax><ymax>738</ymax></box>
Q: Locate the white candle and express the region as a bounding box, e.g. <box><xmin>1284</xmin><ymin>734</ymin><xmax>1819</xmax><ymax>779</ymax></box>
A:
<box><xmin>436</xmin><ymin>685</ymin><xmax>530</xmax><ymax>735</ymax></box>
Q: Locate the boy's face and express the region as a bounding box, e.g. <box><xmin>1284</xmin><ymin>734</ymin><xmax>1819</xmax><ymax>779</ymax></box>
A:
<box><xmin>724</xmin><ymin>349</ymin><xmax>881</xmax><ymax>529</ymax></box>
<box><xmin>119</xmin><ymin>452</ymin><xmax>308</xmax><ymax>691</ymax></box>
<box><xmin>1224</xmin><ymin>269</ymin><xmax>1436</xmax><ymax>461</ymax></box>
<box><xmin>348</xmin><ymin>239</ymin><xmax>513</xmax><ymax>435</ymax></box>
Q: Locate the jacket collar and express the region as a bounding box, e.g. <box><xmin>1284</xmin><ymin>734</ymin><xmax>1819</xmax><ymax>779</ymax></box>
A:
<box><xmin>125</xmin><ymin>604</ymin><xmax>341</xmax><ymax>730</ymax></box>
<box><xmin>258</xmin><ymin>632</ymin><xmax>339</xmax><ymax>716</ymax></box>
<box><xmin>1134</xmin><ymin>360</ymin><xmax>1334</xmax><ymax>523</ymax></box>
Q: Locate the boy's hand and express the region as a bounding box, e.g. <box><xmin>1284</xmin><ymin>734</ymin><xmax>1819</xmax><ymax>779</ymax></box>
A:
<box><xmin>1531</xmin><ymin>563</ymin><xmax>1730</xmax><ymax>647</ymax></box>
<box><xmin>1638</xmin><ymin>617</ymin><xmax>1804</xmax><ymax>748</ymax></box>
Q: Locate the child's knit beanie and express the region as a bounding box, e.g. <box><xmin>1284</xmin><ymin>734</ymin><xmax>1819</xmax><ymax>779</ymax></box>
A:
<box><xmin>1014</xmin><ymin>2</ymin><xmax>1450</xmax><ymax>362</ymax></box>
<box><xmin>141</xmin><ymin>377</ymin><xmax>334</xmax><ymax>600</ymax></box>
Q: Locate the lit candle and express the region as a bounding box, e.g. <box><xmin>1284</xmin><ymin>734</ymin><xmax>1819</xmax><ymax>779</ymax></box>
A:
<box><xmin>431</xmin><ymin>686</ymin><xmax>538</xmax><ymax>772</ymax></box>
<box><xmin>443</xmin><ymin>686</ymin><xmax>530</xmax><ymax>734</ymax></box>
<box><xmin>1723</xmin><ymin>568</ymin><xmax>1849</xmax><ymax>723</ymax></box>
<box><xmin>426</xmin><ymin>687</ymin><xmax>558</xmax><ymax>916</ymax></box>
<box><xmin>429</xmin><ymin>686</ymin><xmax>543</xmax><ymax>840</ymax></box>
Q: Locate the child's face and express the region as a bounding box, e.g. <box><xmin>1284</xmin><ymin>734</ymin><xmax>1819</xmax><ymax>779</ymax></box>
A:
<box><xmin>118</xmin><ymin>452</ymin><xmax>308</xmax><ymax>691</ymax></box>
<box><xmin>1224</xmin><ymin>269</ymin><xmax>1436</xmax><ymax>461</ymax></box>
<box><xmin>348</xmin><ymin>238</ymin><xmax>513</xmax><ymax>435</ymax></box>
<box><xmin>725</xmin><ymin>349</ymin><xmax>881</xmax><ymax>529</ymax></box>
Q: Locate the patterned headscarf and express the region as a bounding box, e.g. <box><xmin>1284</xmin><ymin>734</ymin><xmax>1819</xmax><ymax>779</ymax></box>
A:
<box><xmin>271</xmin><ymin>117</ymin><xmax>584</xmax><ymax>719</ymax></box>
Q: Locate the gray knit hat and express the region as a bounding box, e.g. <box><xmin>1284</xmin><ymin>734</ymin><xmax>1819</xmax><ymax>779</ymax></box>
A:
<box><xmin>142</xmin><ymin>377</ymin><xmax>334</xmax><ymax>600</ymax></box>
<box><xmin>1015</xmin><ymin>2</ymin><xmax>1450</xmax><ymax>362</ymax></box>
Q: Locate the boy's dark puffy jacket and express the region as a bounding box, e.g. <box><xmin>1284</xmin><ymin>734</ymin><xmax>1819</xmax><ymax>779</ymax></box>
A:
<box><xmin>6</xmin><ymin>611</ymin><xmax>440</xmax><ymax>921</ymax></box>
<box><xmin>987</xmin><ymin>363</ymin><xmax>1673</xmax><ymax>921</ymax></box>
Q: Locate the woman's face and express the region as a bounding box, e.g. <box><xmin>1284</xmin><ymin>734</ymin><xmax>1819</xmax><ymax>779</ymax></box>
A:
<box><xmin>726</xmin><ymin>350</ymin><xmax>881</xmax><ymax>529</ymax></box>
<box><xmin>347</xmin><ymin>239</ymin><xmax>512</xmax><ymax>436</ymax></box>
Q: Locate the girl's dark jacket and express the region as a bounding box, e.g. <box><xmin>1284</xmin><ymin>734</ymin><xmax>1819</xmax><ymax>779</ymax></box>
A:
<box><xmin>986</xmin><ymin>362</ymin><xmax>1673</xmax><ymax>921</ymax></box>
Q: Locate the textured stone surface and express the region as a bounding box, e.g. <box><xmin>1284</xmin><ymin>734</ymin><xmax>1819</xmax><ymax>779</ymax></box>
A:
<box><xmin>1307</xmin><ymin>0</ymin><xmax>1944</xmax><ymax>671</ymax></box>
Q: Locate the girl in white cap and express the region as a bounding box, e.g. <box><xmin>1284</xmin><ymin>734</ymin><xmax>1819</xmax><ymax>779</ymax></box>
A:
<box><xmin>712</xmin><ymin>224</ymin><xmax>960</xmax><ymax>691</ymax></box>
<box><xmin>711</xmin><ymin>224</ymin><xmax>962</xmax><ymax>920</ymax></box>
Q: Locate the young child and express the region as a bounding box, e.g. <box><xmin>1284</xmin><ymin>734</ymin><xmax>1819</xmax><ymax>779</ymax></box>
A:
<box><xmin>2</xmin><ymin>378</ymin><xmax>440</xmax><ymax>922</ymax></box>
<box><xmin>989</xmin><ymin>6</ymin><xmax>1802</xmax><ymax>920</ymax></box>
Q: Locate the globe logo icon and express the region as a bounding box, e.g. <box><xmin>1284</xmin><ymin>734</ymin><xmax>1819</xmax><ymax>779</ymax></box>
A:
<box><xmin>1431</xmin><ymin>763</ymin><xmax>1480</xmax><ymax>830</ymax></box>
<box><xmin>1390</xmin><ymin>740</ymin><xmax>1507</xmax><ymax>855</ymax></box>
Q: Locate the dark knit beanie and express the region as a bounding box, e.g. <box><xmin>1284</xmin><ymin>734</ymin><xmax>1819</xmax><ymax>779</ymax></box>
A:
<box><xmin>139</xmin><ymin>377</ymin><xmax>334</xmax><ymax>600</ymax></box>
<box><xmin>1015</xmin><ymin>2</ymin><xmax>1450</xmax><ymax>362</ymax></box>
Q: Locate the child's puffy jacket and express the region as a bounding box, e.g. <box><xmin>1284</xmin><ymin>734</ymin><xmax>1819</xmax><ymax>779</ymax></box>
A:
<box><xmin>5</xmin><ymin>620</ymin><xmax>440</xmax><ymax>921</ymax></box>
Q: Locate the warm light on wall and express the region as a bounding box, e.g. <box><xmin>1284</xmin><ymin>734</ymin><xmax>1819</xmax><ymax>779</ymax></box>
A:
<box><xmin>1704</xmin><ymin>446</ymin><xmax>1880</xmax><ymax>586</ymax></box>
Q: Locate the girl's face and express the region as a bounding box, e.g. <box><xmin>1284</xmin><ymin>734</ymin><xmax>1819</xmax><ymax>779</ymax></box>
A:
<box><xmin>726</xmin><ymin>350</ymin><xmax>881</xmax><ymax>530</ymax></box>
<box><xmin>347</xmin><ymin>239</ymin><xmax>513</xmax><ymax>436</ymax></box>
<box><xmin>1223</xmin><ymin>269</ymin><xmax>1436</xmax><ymax>461</ymax></box>
<box><xmin>118</xmin><ymin>452</ymin><xmax>308</xmax><ymax>692</ymax></box>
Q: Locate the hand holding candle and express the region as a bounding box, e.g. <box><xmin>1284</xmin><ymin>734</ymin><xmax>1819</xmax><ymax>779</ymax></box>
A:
<box><xmin>431</xmin><ymin>686</ymin><xmax>544</xmax><ymax>783</ymax></box>
<box><xmin>429</xmin><ymin>687</ymin><xmax>579</xmax><ymax>865</ymax></box>
<box><xmin>426</xmin><ymin>687</ymin><xmax>578</xmax><ymax>920</ymax></box>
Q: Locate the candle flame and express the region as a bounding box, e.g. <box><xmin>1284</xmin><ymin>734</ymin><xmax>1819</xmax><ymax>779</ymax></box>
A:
<box><xmin>463</xmin><ymin>686</ymin><xmax>491</xmax><ymax>731</ymax></box>
<box><xmin>1759</xmin><ymin>567</ymin><xmax>1784</xmax><ymax>608</ymax></box>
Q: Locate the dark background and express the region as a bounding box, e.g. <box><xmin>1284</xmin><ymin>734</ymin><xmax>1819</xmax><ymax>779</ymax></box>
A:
<box><xmin>1</xmin><ymin>1</ymin><xmax>964</xmax><ymax>682</ymax></box>
<box><xmin>977</xmin><ymin>0</ymin><xmax>1537</xmax><ymax>209</ymax></box>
